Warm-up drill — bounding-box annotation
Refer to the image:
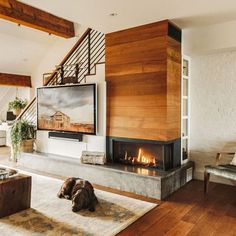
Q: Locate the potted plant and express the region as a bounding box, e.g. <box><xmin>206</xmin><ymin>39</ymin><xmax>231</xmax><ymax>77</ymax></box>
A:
<box><xmin>8</xmin><ymin>97</ymin><xmax>27</xmax><ymax>116</ymax></box>
<box><xmin>11</xmin><ymin>120</ymin><xmax>36</xmax><ymax>162</ymax></box>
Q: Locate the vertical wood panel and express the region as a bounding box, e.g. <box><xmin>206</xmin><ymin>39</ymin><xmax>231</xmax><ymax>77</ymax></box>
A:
<box><xmin>167</xmin><ymin>36</ymin><xmax>181</xmax><ymax>140</ymax></box>
<box><xmin>106</xmin><ymin>20</ymin><xmax>181</xmax><ymax>141</ymax></box>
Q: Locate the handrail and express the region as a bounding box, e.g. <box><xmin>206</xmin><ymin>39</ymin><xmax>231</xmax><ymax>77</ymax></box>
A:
<box><xmin>16</xmin><ymin>97</ymin><xmax>36</xmax><ymax>121</ymax></box>
<box><xmin>47</xmin><ymin>29</ymin><xmax>105</xmax><ymax>86</ymax></box>
<box><xmin>44</xmin><ymin>28</ymin><xmax>92</xmax><ymax>86</ymax></box>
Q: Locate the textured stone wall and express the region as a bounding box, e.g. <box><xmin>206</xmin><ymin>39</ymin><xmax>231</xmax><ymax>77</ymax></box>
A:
<box><xmin>190</xmin><ymin>51</ymin><xmax>236</xmax><ymax>185</ymax></box>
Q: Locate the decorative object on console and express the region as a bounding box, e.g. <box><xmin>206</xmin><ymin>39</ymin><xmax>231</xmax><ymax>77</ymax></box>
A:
<box><xmin>8</xmin><ymin>97</ymin><xmax>27</xmax><ymax>116</ymax></box>
<box><xmin>11</xmin><ymin>120</ymin><xmax>36</xmax><ymax>161</ymax></box>
<box><xmin>81</xmin><ymin>151</ymin><xmax>106</xmax><ymax>165</ymax></box>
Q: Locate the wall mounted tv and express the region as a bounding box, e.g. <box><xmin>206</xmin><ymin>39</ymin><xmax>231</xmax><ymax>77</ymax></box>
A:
<box><xmin>37</xmin><ymin>84</ymin><xmax>96</xmax><ymax>135</ymax></box>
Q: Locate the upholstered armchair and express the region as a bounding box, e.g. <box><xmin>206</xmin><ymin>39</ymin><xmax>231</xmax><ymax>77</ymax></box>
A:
<box><xmin>204</xmin><ymin>152</ymin><xmax>236</xmax><ymax>193</ymax></box>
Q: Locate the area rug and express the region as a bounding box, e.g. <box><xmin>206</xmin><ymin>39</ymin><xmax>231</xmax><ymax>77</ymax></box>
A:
<box><xmin>0</xmin><ymin>172</ymin><xmax>157</xmax><ymax>236</ymax></box>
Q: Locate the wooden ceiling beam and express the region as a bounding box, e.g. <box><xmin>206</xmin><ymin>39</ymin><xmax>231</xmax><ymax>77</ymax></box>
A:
<box><xmin>0</xmin><ymin>72</ymin><xmax>31</xmax><ymax>87</ymax></box>
<box><xmin>0</xmin><ymin>0</ymin><xmax>75</xmax><ymax>38</ymax></box>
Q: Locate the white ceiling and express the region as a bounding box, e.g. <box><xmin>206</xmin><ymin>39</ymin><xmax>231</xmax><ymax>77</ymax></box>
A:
<box><xmin>20</xmin><ymin>0</ymin><xmax>236</xmax><ymax>33</ymax></box>
<box><xmin>1</xmin><ymin>0</ymin><xmax>236</xmax><ymax>76</ymax></box>
<box><xmin>0</xmin><ymin>19</ymin><xmax>61</xmax><ymax>75</ymax></box>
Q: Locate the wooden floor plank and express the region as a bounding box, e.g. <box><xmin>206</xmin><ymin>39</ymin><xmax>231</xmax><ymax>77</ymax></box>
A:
<box><xmin>143</xmin><ymin>215</ymin><xmax>181</xmax><ymax>236</ymax></box>
<box><xmin>186</xmin><ymin>211</ymin><xmax>223</xmax><ymax>236</ymax></box>
<box><xmin>164</xmin><ymin>220</ymin><xmax>194</xmax><ymax>236</ymax></box>
<box><xmin>117</xmin><ymin>206</ymin><xmax>171</xmax><ymax>235</ymax></box>
<box><xmin>213</xmin><ymin>215</ymin><xmax>236</xmax><ymax>236</ymax></box>
<box><xmin>119</xmin><ymin>181</ymin><xmax>236</xmax><ymax>236</ymax></box>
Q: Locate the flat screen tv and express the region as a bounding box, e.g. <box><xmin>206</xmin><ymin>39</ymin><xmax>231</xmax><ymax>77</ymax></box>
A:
<box><xmin>37</xmin><ymin>84</ymin><xmax>96</xmax><ymax>135</ymax></box>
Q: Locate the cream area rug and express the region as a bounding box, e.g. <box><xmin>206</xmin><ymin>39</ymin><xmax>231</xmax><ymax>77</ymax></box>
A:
<box><xmin>0</xmin><ymin>173</ymin><xmax>157</xmax><ymax>236</ymax></box>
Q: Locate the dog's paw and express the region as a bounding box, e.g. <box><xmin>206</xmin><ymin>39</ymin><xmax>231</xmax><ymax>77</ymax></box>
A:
<box><xmin>72</xmin><ymin>207</ymin><xmax>77</xmax><ymax>212</ymax></box>
<box><xmin>88</xmin><ymin>206</ymin><xmax>95</xmax><ymax>212</ymax></box>
<box><xmin>57</xmin><ymin>193</ymin><xmax>63</xmax><ymax>198</ymax></box>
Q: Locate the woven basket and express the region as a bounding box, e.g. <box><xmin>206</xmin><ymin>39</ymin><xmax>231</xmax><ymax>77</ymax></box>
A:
<box><xmin>21</xmin><ymin>139</ymin><xmax>34</xmax><ymax>153</ymax></box>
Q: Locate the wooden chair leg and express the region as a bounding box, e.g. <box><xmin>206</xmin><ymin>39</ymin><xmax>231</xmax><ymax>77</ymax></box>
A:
<box><xmin>204</xmin><ymin>171</ymin><xmax>210</xmax><ymax>194</ymax></box>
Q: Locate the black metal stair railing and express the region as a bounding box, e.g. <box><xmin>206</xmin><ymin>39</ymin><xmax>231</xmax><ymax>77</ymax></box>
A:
<box><xmin>46</xmin><ymin>29</ymin><xmax>105</xmax><ymax>85</ymax></box>
<box><xmin>18</xmin><ymin>97</ymin><xmax>37</xmax><ymax>125</ymax></box>
<box><xmin>17</xmin><ymin>28</ymin><xmax>105</xmax><ymax>125</ymax></box>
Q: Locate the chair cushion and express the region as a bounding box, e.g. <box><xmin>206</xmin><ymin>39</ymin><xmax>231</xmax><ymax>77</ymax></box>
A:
<box><xmin>205</xmin><ymin>165</ymin><xmax>236</xmax><ymax>181</ymax></box>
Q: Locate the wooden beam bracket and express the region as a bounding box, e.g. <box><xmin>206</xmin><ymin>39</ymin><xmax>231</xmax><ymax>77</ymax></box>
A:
<box><xmin>0</xmin><ymin>0</ymin><xmax>75</xmax><ymax>38</ymax></box>
<box><xmin>0</xmin><ymin>72</ymin><xmax>31</xmax><ymax>87</ymax></box>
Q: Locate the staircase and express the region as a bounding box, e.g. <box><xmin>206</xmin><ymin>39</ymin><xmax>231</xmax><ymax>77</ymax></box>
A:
<box><xmin>18</xmin><ymin>28</ymin><xmax>105</xmax><ymax>125</ymax></box>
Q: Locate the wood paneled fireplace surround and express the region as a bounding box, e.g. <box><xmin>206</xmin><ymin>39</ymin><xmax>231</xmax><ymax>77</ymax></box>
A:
<box><xmin>105</xmin><ymin>20</ymin><xmax>182</xmax><ymax>171</ymax></box>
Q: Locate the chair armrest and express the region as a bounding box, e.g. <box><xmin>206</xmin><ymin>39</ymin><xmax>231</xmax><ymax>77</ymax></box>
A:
<box><xmin>216</xmin><ymin>152</ymin><xmax>235</xmax><ymax>166</ymax></box>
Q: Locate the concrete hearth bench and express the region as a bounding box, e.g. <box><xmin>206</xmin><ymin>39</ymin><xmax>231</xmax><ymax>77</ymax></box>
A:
<box><xmin>19</xmin><ymin>151</ymin><xmax>194</xmax><ymax>200</ymax></box>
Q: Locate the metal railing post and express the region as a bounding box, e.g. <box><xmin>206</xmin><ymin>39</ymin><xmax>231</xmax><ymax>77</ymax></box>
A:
<box><xmin>88</xmin><ymin>31</ymin><xmax>91</xmax><ymax>75</ymax></box>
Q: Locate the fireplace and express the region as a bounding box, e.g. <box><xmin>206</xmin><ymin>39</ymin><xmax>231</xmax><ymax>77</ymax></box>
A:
<box><xmin>106</xmin><ymin>137</ymin><xmax>181</xmax><ymax>171</ymax></box>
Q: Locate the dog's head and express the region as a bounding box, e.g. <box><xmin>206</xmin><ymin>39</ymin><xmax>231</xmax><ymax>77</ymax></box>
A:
<box><xmin>57</xmin><ymin>178</ymin><xmax>76</xmax><ymax>199</ymax></box>
<box><xmin>71</xmin><ymin>188</ymin><xmax>90</xmax><ymax>212</ymax></box>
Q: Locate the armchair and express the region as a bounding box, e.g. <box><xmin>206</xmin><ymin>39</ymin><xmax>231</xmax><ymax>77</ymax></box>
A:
<box><xmin>204</xmin><ymin>152</ymin><xmax>236</xmax><ymax>193</ymax></box>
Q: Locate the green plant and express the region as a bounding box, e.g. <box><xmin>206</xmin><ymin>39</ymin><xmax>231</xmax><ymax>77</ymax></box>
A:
<box><xmin>11</xmin><ymin>120</ymin><xmax>35</xmax><ymax>161</ymax></box>
<box><xmin>8</xmin><ymin>97</ymin><xmax>27</xmax><ymax>111</ymax></box>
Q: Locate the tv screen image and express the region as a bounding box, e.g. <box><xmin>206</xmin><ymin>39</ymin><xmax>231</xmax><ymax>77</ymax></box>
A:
<box><xmin>37</xmin><ymin>84</ymin><xmax>96</xmax><ymax>134</ymax></box>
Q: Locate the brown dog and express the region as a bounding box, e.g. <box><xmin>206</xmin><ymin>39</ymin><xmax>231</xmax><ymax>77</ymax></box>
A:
<box><xmin>57</xmin><ymin>177</ymin><xmax>98</xmax><ymax>212</ymax></box>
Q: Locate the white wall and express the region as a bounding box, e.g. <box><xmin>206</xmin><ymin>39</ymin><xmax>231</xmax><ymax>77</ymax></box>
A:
<box><xmin>31</xmin><ymin>24</ymin><xmax>86</xmax><ymax>97</ymax></box>
<box><xmin>0</xmin><ymin>19</ymin><xmax>58</xmax><ymax>76</ymax></box>
<box><xmin>183</xmin><ymin>20</ymin><xmax>236</xmax><ymax>55</ymax></box>
<box><xmin>183</xmin><ymin>22</ymin><xmax>236</xmax><ymax>185</ymax></box>
<box><xmin>189</xmin><ymin>51</ymin><xmax>236</xmax><ymax>184</ymax></box>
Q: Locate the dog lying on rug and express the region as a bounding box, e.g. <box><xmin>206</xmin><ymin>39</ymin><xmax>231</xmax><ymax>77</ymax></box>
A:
<box><xmin>58</xmin><ymin>177</ymin><xmax>98</xmax><ymax>212</ymax></box>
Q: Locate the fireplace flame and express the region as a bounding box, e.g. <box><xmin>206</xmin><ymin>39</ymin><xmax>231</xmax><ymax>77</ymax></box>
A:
<box><xmin>136</xmin><ymin>148</ymin><xmax>156</xmax><ymax>166</ymax></box>
<box><xmin>125</xmin><ymin>151</ymin><xmax>128</xmax><ymax>161</ymax></box>
<box><xmin>123</xmin><ymin>148</ymin><xmax>157</xmax><ymax>167</ymax></box>
<box><xmin>137</xmin><ymin>148</ymin><xmax>142</xmax><ymax>162</ymax></box>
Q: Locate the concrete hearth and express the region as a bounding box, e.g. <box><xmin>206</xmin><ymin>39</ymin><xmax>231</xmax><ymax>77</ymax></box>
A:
<box><xmin>19</xmin><ymin>152</ymin><xmax>194</xmax><ymax>200</ymax></box>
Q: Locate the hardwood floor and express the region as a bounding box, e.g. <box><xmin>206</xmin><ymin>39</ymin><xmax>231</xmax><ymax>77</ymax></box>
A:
<box><xmin>118</xmin><ymin>180</ymin><xmax>236</xmax><ymax>236</ymax></box>
<box><xmin>0</xmin><ymin>147</ymin><xmax>235</xmax><ymax>236</ymax></box>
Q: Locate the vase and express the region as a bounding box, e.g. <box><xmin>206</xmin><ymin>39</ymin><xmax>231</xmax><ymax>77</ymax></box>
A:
<box><xmin>13</xmin><ymin>108</ymin><xmax>21</xmax><ymax>116</ymax></box>
<box><xmin>21</xmin><ymin>139</ymin><xmax>34</xmax><ymax>153</ymax></box>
